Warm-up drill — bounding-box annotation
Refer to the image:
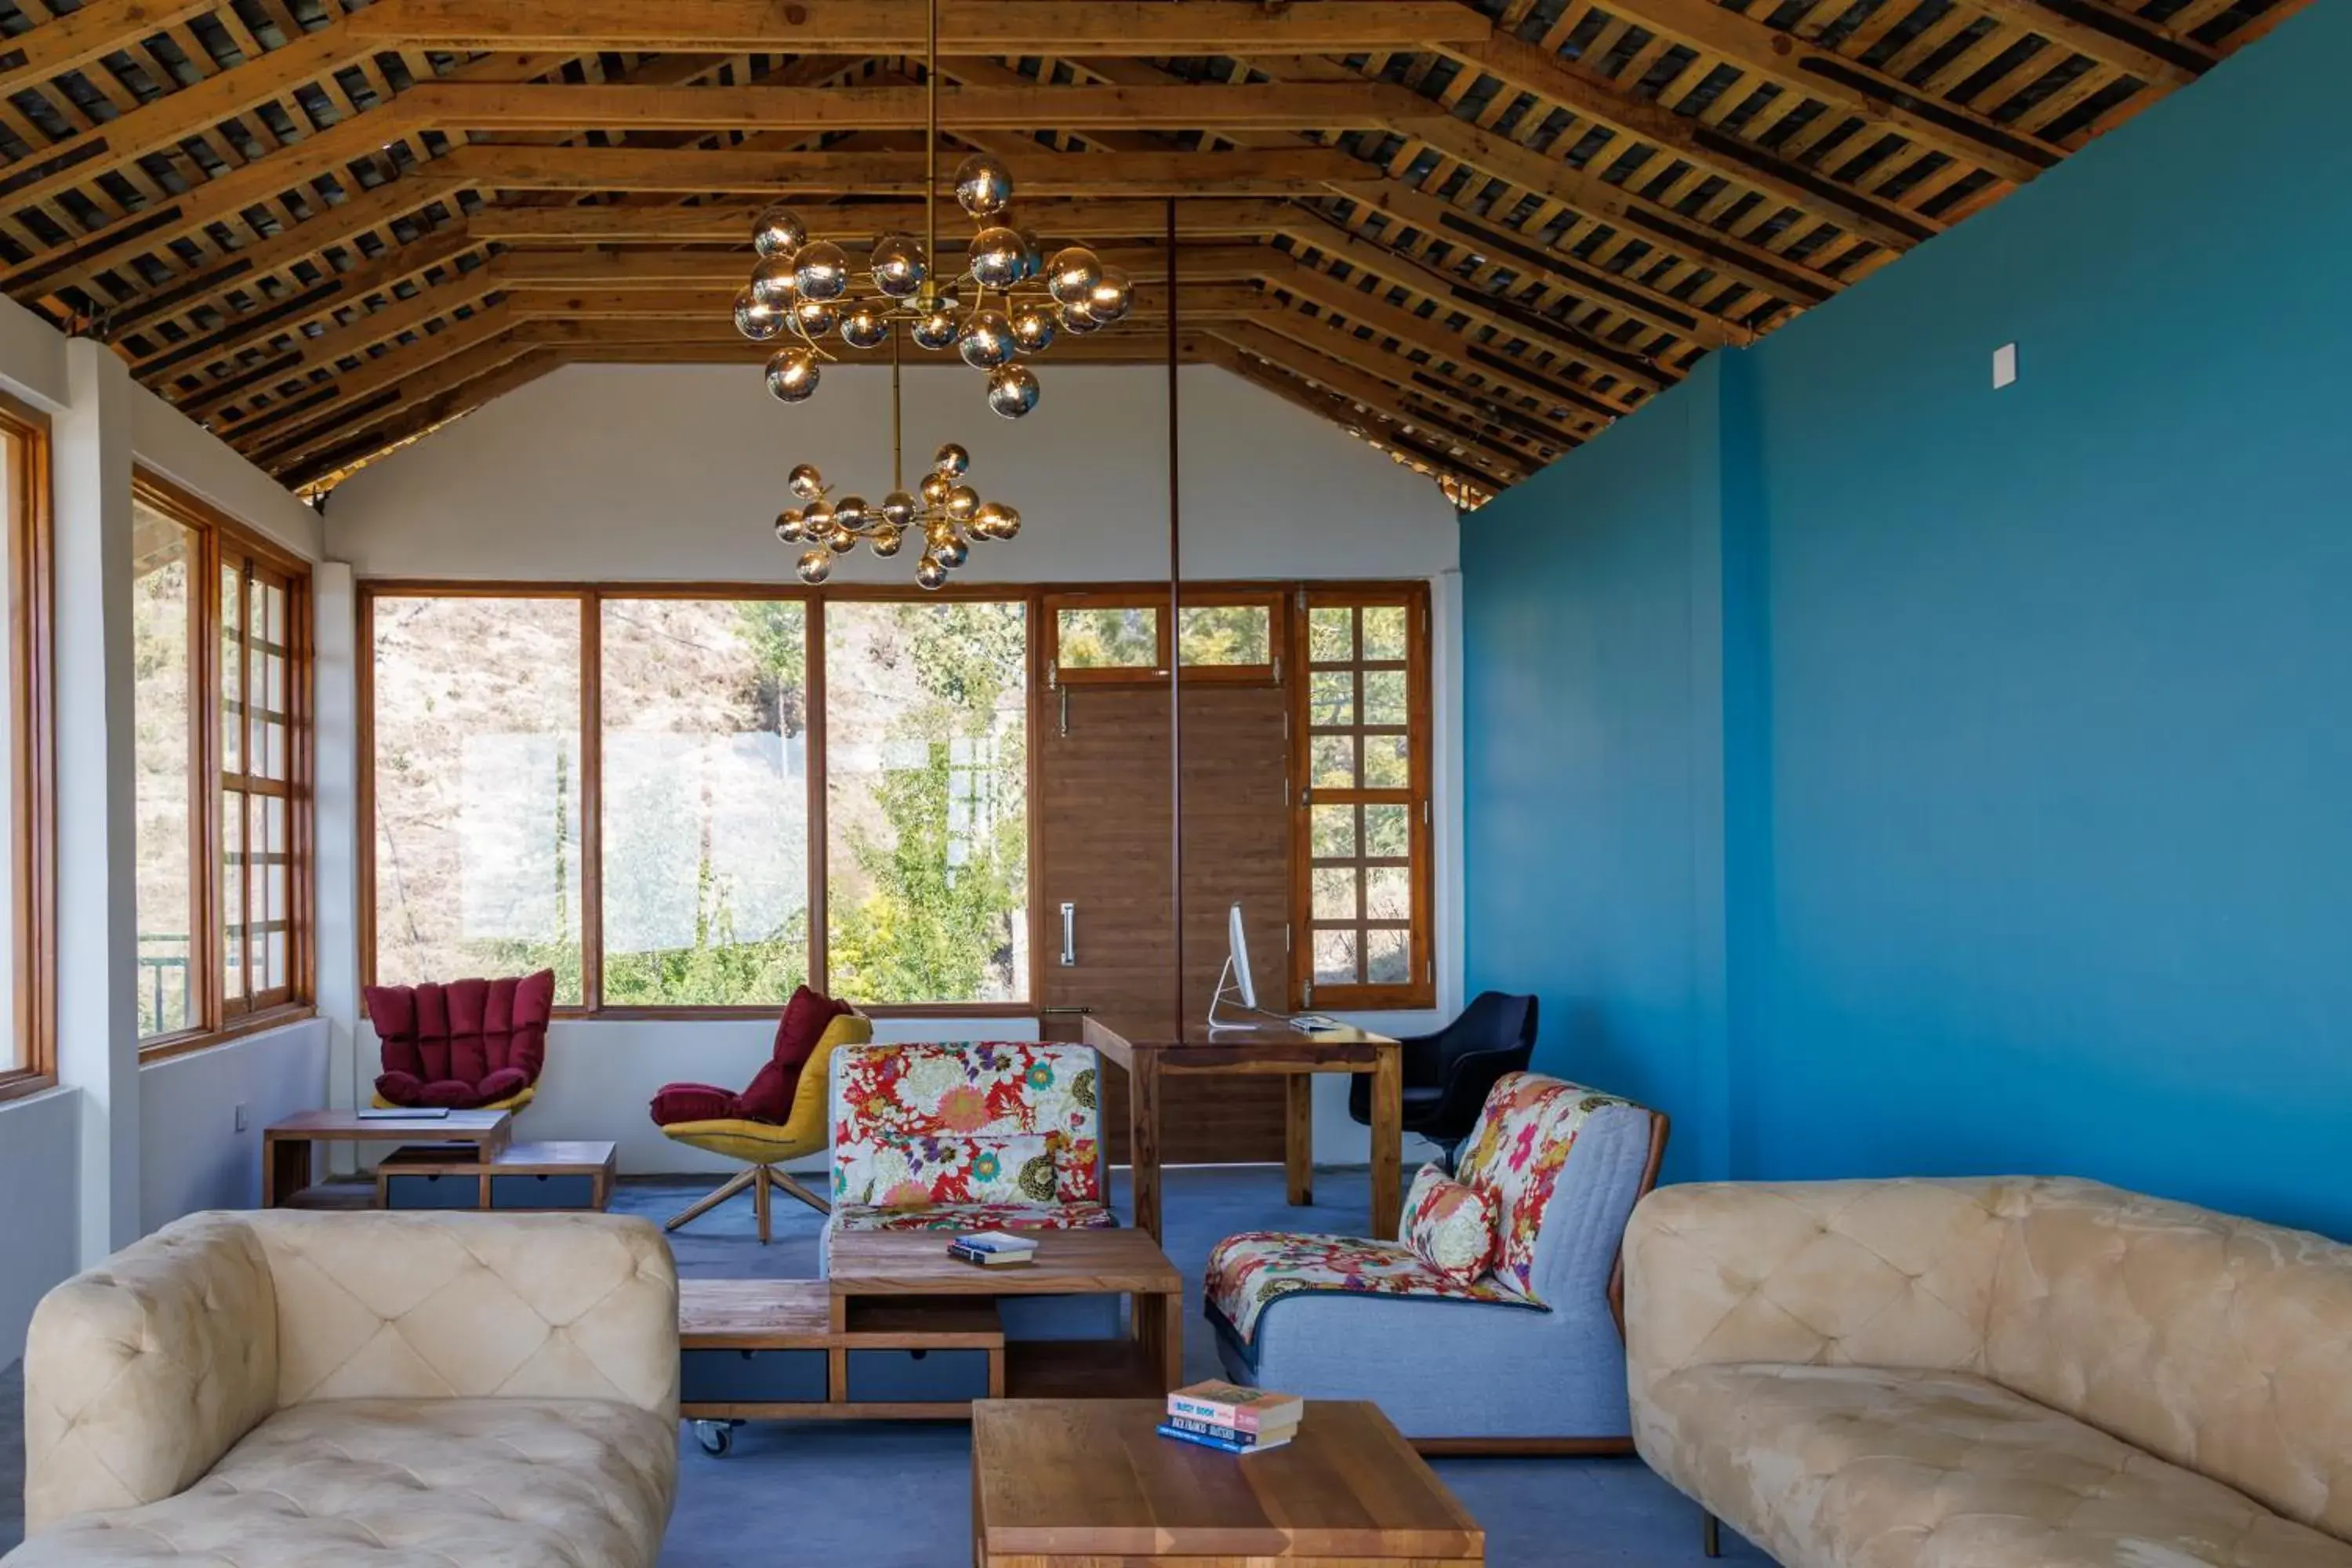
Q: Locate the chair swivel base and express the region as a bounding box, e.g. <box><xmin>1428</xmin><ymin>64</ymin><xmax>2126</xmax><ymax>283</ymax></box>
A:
<box><xmin>664</xmin><ymin>1163</ymin><xmax>829</xmax><ymax>1244</ymax></box>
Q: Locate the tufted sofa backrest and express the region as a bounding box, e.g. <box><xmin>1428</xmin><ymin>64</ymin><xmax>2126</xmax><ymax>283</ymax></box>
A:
<box><xmin>23</xmin><ymin>1210</ymin><xmax>681</xmax><ymax>1534</ymax></box>
<box><xmin>1624</xmin><ymin>1177</ymin><xmax>2352</xmax><ymax>1543</ymax></box>
<box><xmin>829</xmin><ymin>1041</ymin><xmax>1103</xmax><ymax>1203</ymax></box>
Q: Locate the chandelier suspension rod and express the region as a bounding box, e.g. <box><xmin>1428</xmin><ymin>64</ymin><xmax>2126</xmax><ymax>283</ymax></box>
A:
<box><xmin>1166</xmin><ymin>194</ymin><xmax>1185</xmax><ymax>1036</ymax></box>
<box><xmin>891</xmin><ymin>320</ymin><xmax>904</xmax><ymax>494</ymax></box>
<box><xmin>924</xmin><ymin>0</ymin><xmax>939</xmax><ymax>309</ymax></box>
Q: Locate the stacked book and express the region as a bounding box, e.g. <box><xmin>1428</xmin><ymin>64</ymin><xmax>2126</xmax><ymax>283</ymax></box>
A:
<box><xmin>1158</xmin><ymin>1381</ymin><xmax>1303</xmax><ymax>1454</ymax></box>
<box><xmin>948</xmin><ymin>1230</ymin><xmax>1038</xmax><ymax>1268</ymax></box>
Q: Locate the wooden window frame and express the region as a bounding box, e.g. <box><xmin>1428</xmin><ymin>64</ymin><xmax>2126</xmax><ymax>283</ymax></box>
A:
<box><xmin>1289</xmin><ymin>583</ymin><xmax>1436</xmax><ymax>1011</ymax></box>
<box><xmin>0</xmin><ymin>393</ymin><xmax>56</xmax><ymax>1102</ymax></box>
<box><xmin>134</xmin><ymin>472</ymin><xmax>316</xmax><ymax>1061</ymax></box>
<box><xmin>358</xmin><ymin>577</ymin><xmax>1429</xmax><ymax>1020</ymax></box>
<box><xmin>1044</xmin><ymin>588</ymin><xmax>1287</xmax><ymax>688</ymax></box>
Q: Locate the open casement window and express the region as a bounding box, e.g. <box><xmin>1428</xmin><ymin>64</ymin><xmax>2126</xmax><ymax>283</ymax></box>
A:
<box><xmin>0</xmin><ymin>397</ymin><xmax>53</xmax><ymax>1102</ymax></box>
<box><xmin>1291</xmin><ymin>586</ymin><xmax>1434</xmax><ymax>1009</ymax></box>
<box><xmin>1044</xmin><ymin>590</ymin><xmax>1283</xmax><ymax>687</ymax></box>
<box><xmin>133</xmin><ymin>474</ymin><xmax>314</xmax><ymax>1055</ymax></box>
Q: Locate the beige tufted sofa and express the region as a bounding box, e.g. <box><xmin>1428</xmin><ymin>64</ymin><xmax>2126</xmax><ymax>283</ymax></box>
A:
<box><xmin>1624</xmin><ymin>1178</ymin><xmax>2352</xmax><ymax>1567</ymax></box>
<box><xmin>7</xmin><ymin>1209</ymin><xmax>680</xmax><ymax>1566</ymax></box>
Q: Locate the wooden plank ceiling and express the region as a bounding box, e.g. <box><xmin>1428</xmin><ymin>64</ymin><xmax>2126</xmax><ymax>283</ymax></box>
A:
<box><xmin>0</xmin><ymin>0</ymin><xmax>2303</xmax><ymax>505</ymax></box>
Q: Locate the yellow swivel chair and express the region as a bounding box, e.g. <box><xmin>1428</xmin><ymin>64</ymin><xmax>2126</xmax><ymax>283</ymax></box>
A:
<box><xmin>654</xmin><ymin>1009</ymin><xmax>870</xmax><ymax>1243</ymax></box>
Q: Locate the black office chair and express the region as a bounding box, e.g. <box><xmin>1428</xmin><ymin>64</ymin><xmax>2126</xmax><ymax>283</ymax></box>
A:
<box><xmin>1348</xmin><ymin>992</ymin><xmax>1539</xmax><ymax>1171</ymax></box>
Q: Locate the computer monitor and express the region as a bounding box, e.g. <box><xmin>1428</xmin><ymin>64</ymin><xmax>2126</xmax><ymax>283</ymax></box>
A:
<box><xmin>1209</xmin><ymin>902</ymin><xmax>1258</xmax><ymax>1031</ymax></box>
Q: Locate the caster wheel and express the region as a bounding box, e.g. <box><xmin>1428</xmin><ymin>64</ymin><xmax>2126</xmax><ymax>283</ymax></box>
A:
<box><xmin>693</xmin><ymin>1420</ymin><xmax>735</xmax><ymax>1457</ymax></box>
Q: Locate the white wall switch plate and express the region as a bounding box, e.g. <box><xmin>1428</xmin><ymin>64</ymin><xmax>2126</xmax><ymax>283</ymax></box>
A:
<box><xmin>234</xmin><ymin>1102</ymin><xmax>249</xmax><ymax>1132</ymax></box>
<box><xmin>1992</xmin><ymin>343</ymin><xmax>2018</xmax><ymax>389</ymax></box>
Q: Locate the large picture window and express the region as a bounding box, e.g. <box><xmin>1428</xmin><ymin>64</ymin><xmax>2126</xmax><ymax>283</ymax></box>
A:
<box><xmin>132</xmin><ymin>474</ymin><xmax>314</xmax><ymax>1053</ymax></box>
<box><xmin>362</xmin><ymin>581</ymin><xmax>1432</xmax><ymax>1015</ymax></box>
<box><xmin>0</xmin><ymin>397</ymin><xmax>53</xmax><ymax>1099</ymax></box>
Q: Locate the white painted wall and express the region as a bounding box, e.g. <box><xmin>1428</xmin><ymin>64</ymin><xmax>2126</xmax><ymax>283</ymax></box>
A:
<box><xmin>325</xmin><ymin>362</ymin><xmax>1457</xmax><ymax>582</ymax></box>
<box><xmin>140</xmin><ymin>1018</ymin><xmax>329</xmax><ymax>1231</ymax></box>
<box><xmin>324</xmin><ymin>359</ymin><xmax>1463</xmax><ymax>1176</ymax></box>
<box><xmin>0</xmin><ymin>1087</ymin><xmax>79</xmax><ymax>1359</ymax></box>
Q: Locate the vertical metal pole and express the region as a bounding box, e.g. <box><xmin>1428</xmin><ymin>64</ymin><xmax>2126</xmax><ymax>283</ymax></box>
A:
<box><xmin>1167</xmin><ymin>198</ymin><xmax>1184</xmax><ymax>1035</ymax></box>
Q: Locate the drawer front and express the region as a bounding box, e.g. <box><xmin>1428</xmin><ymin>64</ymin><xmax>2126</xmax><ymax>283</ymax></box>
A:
<box><xmin>844</xmin><ymin>1348</ymin><xmax>991</xmax><ymax>1404</ymax></box>
<box><xmin>382</xmin><ymin>1173</ymin><xmax>482</xmax><ymax>1210</ymax></box>
<box><xmin>491</xmin><ymin>1173</ymin><xmax>601</xmax><ymax>1210</ymax></box>
<box><xmin>681</xmin><ymin>1348</ymin><xmax>829</xmax><ymax>1404</ymax></box>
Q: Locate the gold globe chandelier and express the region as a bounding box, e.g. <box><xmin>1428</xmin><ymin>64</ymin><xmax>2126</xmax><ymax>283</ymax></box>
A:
<box><xmin>773</xmin><ymin>328</ymin><xmax>1022</xmax><ymax>589</ymax></box>
<box><xmin>731</xmin><ymin>0</ymin><xmax>1131</xmax><ymax>421</ymax></box>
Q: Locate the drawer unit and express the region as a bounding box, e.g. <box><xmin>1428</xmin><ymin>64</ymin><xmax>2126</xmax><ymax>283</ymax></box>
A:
<box><xmin>681</xmin><ymin>1348</ymin><xmax>829</xmax><ymax>1406</ymax></box>
<box><xmin>844</xmin><ymin>1348</ymin><xmax>993</xmax><ymax>1404</ymax></box>
<box><xmin>382</xmin><ymin>1171</ymin><xmax>481</xmax><ymax>1210</ymax></box>
<box><xmin>491</xmin><ymin>1172</ymin><xmax>601</xmax><ymax>1210</ymax></box>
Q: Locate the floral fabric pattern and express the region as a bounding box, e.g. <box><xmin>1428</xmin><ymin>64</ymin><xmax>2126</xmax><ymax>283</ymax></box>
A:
<box><xmin>1454</xmin><ymin>1072</ymin><xmax>1637</xmax><ymax>1303</ymax></box>
<box><xmin>1204</xmin><ymin>1231</ymin><xmax>1533</xmax><ymax>1345</ymax></box>
<box><xmin>832</xmin><ymin>1042</ymin><xmax>1102</xmax><ymax>1206</ymax></box>
<box><xmin>1401</xmin><ymin>1163</ymin><xmax>1497</xmax><ymax>1283</ymax></box>
<box><xmin>832</xmin><ymin>1200</ymin><xmax>1119</xmax><ymax>1233</ymax></box>
<box><xmin>861</xmin><ymin>1134</ymin><xmax>1056</xmax><ymax>1209</ymax></box>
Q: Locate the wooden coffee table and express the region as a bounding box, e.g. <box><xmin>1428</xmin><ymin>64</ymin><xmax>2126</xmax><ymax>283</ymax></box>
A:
<box><xmin>829</xmin><ymin>1227</ymin><xmax>1185</xmax><ymax>1397</ymax></box>
<box><xmin>262</xmin><ymin>1109</ymin><xmax>512</xmax><ymax>1206</ymax></box>
<box><xmin>971</xmin><ymin>1399</ymin><xmax>1484</xmax><ymax>1566</ymax></box>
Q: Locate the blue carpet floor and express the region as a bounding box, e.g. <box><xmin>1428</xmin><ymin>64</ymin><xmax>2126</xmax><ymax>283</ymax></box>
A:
<box><xmin>2</xmin><ymin>1167</ymin><xmax>1765</xmax><ymax>1565</ymax></box>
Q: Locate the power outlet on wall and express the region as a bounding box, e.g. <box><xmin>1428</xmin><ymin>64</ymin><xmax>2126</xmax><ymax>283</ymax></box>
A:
<box><xmin>1992</xmin><ymin>342</ymin><xmax>2019</xmax><ymax>389</ymax></box>
<box><xmin>234</xmin><ymin>1102</ymin><xmax>249</xmax><ymax>1133</ymax></box>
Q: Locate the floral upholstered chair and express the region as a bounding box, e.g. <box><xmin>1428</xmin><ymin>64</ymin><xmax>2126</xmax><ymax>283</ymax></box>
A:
<box><xmin>825</xmin><ymin>1042</ymin><xmax>1115</xmax><ymax>1236</ymax></box>
<box><xmin>1203</xmin><ymin>1071</ymin><xmax>1667</xmax><ymax>1446</ymax></box>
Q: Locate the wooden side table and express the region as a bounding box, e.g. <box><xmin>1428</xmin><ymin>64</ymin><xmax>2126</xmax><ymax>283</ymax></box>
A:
<box><xmin>971</xmin><ymin>1399</ymin><xmax>1484</xmax><ymax>1565</ymax></box>
<box><xmin>261</xmin><ymin>1109</ymin><xmax>510</xmax><ymax>1207</ymax></box>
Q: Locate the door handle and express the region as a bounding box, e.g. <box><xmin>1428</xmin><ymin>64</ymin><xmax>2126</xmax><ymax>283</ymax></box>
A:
<box><xmin>1059</xmin><ymin>902</ymin><xmax>1076</xmax><ymax>966</ymax></box>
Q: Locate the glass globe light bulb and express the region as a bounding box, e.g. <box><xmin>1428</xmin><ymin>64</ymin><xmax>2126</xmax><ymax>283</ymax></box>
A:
<box><xmin>794</xmin><ymin>297</ymin><xmax>839</xmax><ymax>337</ymax></box>
<box><xmin>829</xmin><ymin>525</ymin><xmax>857</xmax><ymax>554</ymax></box>
<box><xmin>1086</xmin><ymin>267</ymin><xmax>1134</xmax><ymax>325</ymax></box>
<box><xmin>933</xmin><ymin>442</ymin><xmax>971</xmax><ymax>478</ymax></box>
<box><xmin>971</xmin><ymin>501</ymin><xmax>1010</xmax><ymax>539</ymax></box>
<box><xmin>753</xmin><ymin>203</ymin><xmax>808</xmax><ymax>259</ymax></box>
<box><xmin>797</xmin><ymin>548</ymin><xmax>833</xmax><ymax>585</ymax></box>
<box><xmin>750</xmin><ymin>253</ymin><xmax>800</xmax><ymax>310</ymax></box>
<box><xmin>870</xmin><ymin>232</ymin><xmax>927</xmax><ymax>299</ymax></box>
<box><xmin>788</xmin><ymin>463</ymin><xmax>826</xmax><ymax>500</ymax></box>
<box><xmin>840</xmin><ymin>307</ymin><xmax>889</xmax><ymax>350</ymax></box>
<box><xmin>993</xmin><ymin>504</ymin><xmax>1022</xmax><ymax>539</ymax></box>
<box><xmin>765</xmin><ymin>347</ymin><xmax>820</xmax><ymax>403</ymax></box>
<box><xmin>880</xmin><ymin>491</ymin><xmax>916</xmax><ymax>527</ymax></box>
<box><xmin>912</xmin><ymin>307</ymin><xmax>958</xmax><ymax>351</ymax></box>
<box><xmin>803</xmin><ymin>499</ymin><xmax>835</xmax><ymax>529</ymax></box>
<box><xmin>1010</xmin><ymin>306</ymin><xmax>1055</xmax><ymax>355</ymax></box>
<box><xmin>920</xmin><ymin>472</ymin><xmax>952</xmax><ymax>506</ymax></box>
<box><xmin>986</xmin><ymin>362</ymin><xmax>1040</xmax><ymax>419</ymax></box>
<box><xmin>1056</xmin><ymin>299</ymin><xmax>1102</xmax><ymax>336</ymax></box>
<box><xmin>870</xmin><ymin>525</ymin><xmax>906</xmax><ymax>558</ymax></box>
<box><xmin>935</xmin><ymin>533</ymin><xmax>971</xmax><ymax>568</ymax></box>
<box><xmin>793</xmin><ymin>240</ymin><xmax>851</xmax><ymax>301</ymax></box>
<box><xmin>1046</xmin><ymin>246</ymin><xmax>1102</xmax><ymax>306</ymax></box>
<box><xmin>774</xmin><ymin>508</ymin><xmax>804</xmax><ymax>543</ymax></box>
<box><xmin>956</xmin><ymin>310</ymin><xmax>1015</xmax><ymax>370</ymax></box>
<box><xmin>967</xmin><ymin>226</ymin><xmax>1025</xmax><ymax>289</ymax></box>
<box><xmin>945</xmin><ymin>485</ymin><xmax>980</xmax><ymax>521</ymax></box>
<box><xmin>735</xmin><ymin>285</ymin><xmax>786</xmax><ymax>342</ymax></box>
<box><xmin>915</xmin><ymin>555</ymin><xmax>949</xmax><ymax>591</ymax></box>
<box><xmin>833</xmin><ymin>495</ymin><xmax>866</xmax><ymax>529</ymax></box>
<box><xmin>953</xmin><ymin>153</ymin><xmax>1014</xmax><ymax>219</ymax></box>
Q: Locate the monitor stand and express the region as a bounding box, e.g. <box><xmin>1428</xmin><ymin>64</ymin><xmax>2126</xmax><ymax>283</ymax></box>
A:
<box><xmin>1206</xmin><ymin>956</ymin><xmax>1269</xmax><ymax>1033</ymax></box>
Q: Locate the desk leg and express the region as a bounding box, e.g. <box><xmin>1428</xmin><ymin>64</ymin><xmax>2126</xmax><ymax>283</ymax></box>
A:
<box><xmin>265</xmin><ymin>1137</ymin><xmax>312</xmax><ymax>1207</ymax></box>
<box><xmin>1284</xmin><ymin>1075</ymin><xmax>1314</xmax><ymax>1207</ymax></box>
<box><xmin>1370</xmin><ymin>1050</ymin><xmax>1403</xmax><ymax>1240</ymax></box>
<box><xmin>1130</xmin><ymin>1053</ymin><xmax>1163</xmax><ymax>1244</ymax></box>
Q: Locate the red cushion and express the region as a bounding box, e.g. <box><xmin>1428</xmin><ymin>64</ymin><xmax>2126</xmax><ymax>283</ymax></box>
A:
<box><xmin>650</xmin><ymin>1083</ymin><xmax>739</xmax><ymax>1126</ymax></box>
<box><xmin>368</xmin><ymin>970</ymin><xmax>556</xmax><ymax>1109</ymax></box>
<box><xmin>735</xmin><ymin>985</ymin><xmax>851</xmax><ymax>1122</ymax></box>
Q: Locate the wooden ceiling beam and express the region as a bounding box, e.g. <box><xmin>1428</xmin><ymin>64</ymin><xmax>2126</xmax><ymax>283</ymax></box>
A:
<box><xmin>239</xmin><ymin>308</ymin><xmax>525</xmax><ymax>463</ymax></box>
<box><xmin>344</xmin><ymin>0</ymin><xmax>1492</xmax><ymax>55</ymax></box>
<box><xmin>491</xmin><ymin>244</ymin><xmax>1287</xmax><ymax>289</ymax></box>
<box><xmin>430</xmin><ymin>143</ymin><xmax>1369</xmax><ymax>196</ymax></box>
<box><xmin>1959</xmin><ymin>0</ymin><xmax>2216</xmax><ymax>87</ymax></box>
<box><xmin>277</xmin><ymin>348</ymin><xmax>571</xmax><ymax>492</ymax></box>
<box><xmin>405</xmin><ymin>80</ymin><xmax>1430</xmax><ymax>133</ymax></box>
<box><xmin>474</xmin><ymin>197</ymin><xmax>1301</xmax><ymax>243</ymax></box>
<box><xmin>1200</xmin><ymin>337</ymin><xmax>1501</xmax><ymax>501</ymax></box>
<box><xmin>0</xmin><ymin>0</ymin><xmax>220</xmax><ymax>96</ymax></box>
<box><xmin>500</xmin><ymin>283</ymin><xmax>1281</xmax><ymax>321</ymax></box>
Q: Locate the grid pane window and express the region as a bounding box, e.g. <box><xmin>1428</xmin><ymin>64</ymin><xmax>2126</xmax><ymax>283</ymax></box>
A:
<box><xmin>1294</xmin><ymin>591</ymin><xmax>1430</xmax><ymax>1007</ymax></box>
<box><xmin>601</xmin><ymin>598</ymin><xmax>811</xmax><ymax>1006</ymax></box>
<box><xmin>1055</xmin><ymin>605</ymin><xmax>1159</xmax><ymax>672</ymax></box>
<box><xmin>1</xmin><ymin>409</ymin><xmax>49</xmax><ymax>1087</ymax></box>
<box><xmin>372</xmin><ymin>596</ymin><xmax>583</xmax><ymax>1001</ymax></box>
<box><xmin>222</xmin><ymin>557</ymin><xmax>299</xmax><ymax>1012</ymax></box>
<box><xmin>824</xmin><ymin>599</ymin><xmax>1029</xmax><ymax>1004</ymax></box>
<box><xmin>132</xmin><ymin>503</ymin><xmax>197</xmax><ymax>1037</ymax></box>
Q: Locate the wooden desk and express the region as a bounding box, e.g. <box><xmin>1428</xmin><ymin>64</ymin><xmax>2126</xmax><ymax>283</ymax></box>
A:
<box><xmin>1083</xmin><ymin>1017</ymin><xmax>1404</xmax><ymax>1242</ymax></box>
<box><xmin>261</xmin><ymin>1109</ymin><xmax>511</xmax><ymax>1207</ymax></box>
<box><xmin>971</xmin><ymin>1399</ymin><xmax>1483</xmax><ymax>1566</ymax></box>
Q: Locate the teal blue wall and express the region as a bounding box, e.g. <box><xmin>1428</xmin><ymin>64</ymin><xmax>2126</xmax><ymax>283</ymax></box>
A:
<box><xmin>1463</xmin><ymin>1</ymin><xmax>2352</xmax><ymax>1235</ymax></box>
